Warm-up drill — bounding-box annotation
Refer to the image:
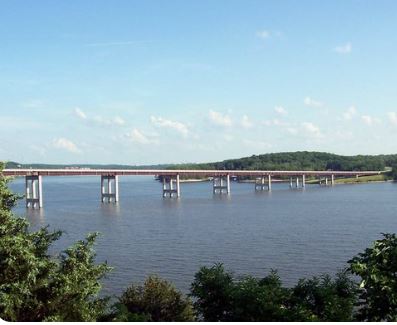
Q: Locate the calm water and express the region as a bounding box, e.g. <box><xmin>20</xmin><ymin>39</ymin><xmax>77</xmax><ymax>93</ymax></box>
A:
<box><xmin>10</xmin><ymin>177</ymin><xmax>397</xmax><ymax>296</ymax></box>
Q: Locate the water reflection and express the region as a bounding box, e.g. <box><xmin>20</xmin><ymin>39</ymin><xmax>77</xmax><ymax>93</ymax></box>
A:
<box><xmin>99</xmin><ymin>202</ymin><xmax>121</xmax><ymax>217</ymax></box>
<box><xmin>25</xmin><ymin>207</ymin><xmax>45</xmax><ymax>225</ymax></box>
<box><xmin>161</xmin><ymin>198</ymin><xmax>182</xmax><ymax>208</ymax></box>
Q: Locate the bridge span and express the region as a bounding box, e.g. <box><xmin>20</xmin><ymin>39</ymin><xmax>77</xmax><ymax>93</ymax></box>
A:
<box><xmin>2</xmin><ymin>169</ymin><xmax>382</xmax><ymax>208</ymax></box>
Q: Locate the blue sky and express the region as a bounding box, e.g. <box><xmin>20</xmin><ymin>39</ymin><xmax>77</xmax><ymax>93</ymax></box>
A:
<box><xmin>1</xmin><ymin>0</ymin><xmax>397</xmax><ymax>165</ymax></box>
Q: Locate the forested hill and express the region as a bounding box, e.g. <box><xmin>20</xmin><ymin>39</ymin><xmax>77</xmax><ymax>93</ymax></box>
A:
<box><xmin>171</xmin><ymin>152</ymin><xmax>397</xmax><ymax>171</ymax></box>
<box><xmin>5</xmin><ymin>151</ymin><xmax>397</xmax><ymax>171</ymax></box>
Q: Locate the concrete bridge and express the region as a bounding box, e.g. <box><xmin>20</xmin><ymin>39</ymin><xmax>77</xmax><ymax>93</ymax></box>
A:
<box><xmin>2</xmin><ymin>169</ymin><xmax>382</xmax><ymax>208</ymax></box>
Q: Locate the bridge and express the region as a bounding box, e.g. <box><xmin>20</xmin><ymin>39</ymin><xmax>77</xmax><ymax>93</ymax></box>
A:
<box><xmin>2</xmin><ymin>169</ymin><xmax>382</xmax><ymax>208</ymax></box>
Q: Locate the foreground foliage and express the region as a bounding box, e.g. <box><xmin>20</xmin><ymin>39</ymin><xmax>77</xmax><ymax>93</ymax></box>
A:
<box><xmin>349</xmin><ymin>233</ymin><xmax>397</xmax><ymax>321</ymax></box>
<box><xmin>191</xmin><ymin>265</ymin><xmax>356</xmax><ymax>321</ymax></box>
<box><xmin>0</xmin><ymin>163</ymin><xmax>111</xmax><ymax>321</ymax></box>
<box><xmin>115</xmin><ymin>275</ymin><xmax>195</xmax><ymax>321</ymax></box>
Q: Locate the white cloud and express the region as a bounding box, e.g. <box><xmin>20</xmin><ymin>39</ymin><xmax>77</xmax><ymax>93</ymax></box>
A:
<box><xmin>286</xmin><ymin>127</ymin><xmax>298</xmax><ymax>135</ymax></box>
<box><xmin>334</xmin><ymin>42</ymin><xmax>352</xmax><ymax>54</ymax></box>
<box><xmin>125</xmin><ymin>128</ymin><xmax>158</xmax><ymax>145</ymax></box>
<box><xmin>150</xmin><ymin>116</ymin><xmax>189</xmax><ymax>137</ymax></box>
<box><xmin>74</xmin><ymin>107</ymin><xmax>87</xmax><ymax>120</ymax></box>
<box><xmin>343</xmin><ymin>106</ymin><xmax>357</xmax><ymax>120</ymax></box>
<box><xmin>256</xmin><ymin>30</ymin><xmax>270</xmax><ymax>39</ymax></box>
<box><xmin>301</xmin><ymin>122</ymin><xmax>322</xmax><ymax>138</ymax></box>
<box><xmin>361</xmin><ymin>115</ymin><xmax>373</xmax><ymax>126</ymax></box>
<box><xmin>274</xmin><ymin>106</ymin><xmax>288</xmax><ymax>116</ymax></box>
<box><xmin>304</xmin><ymin>96</ymin><xmax>324</xmax><ymax>108</ymax></box>
<box><xmin>112</xmin><ymin>116</ymin><xmax>125</xmax><ymax>126</ymax></box>
<box><xmin>241</xmin><ymin>115</ymin><xmax>253</xmax><ymax>128</ymax></box>
<box><xmin>208</xmin><ymin>110</ymin><xmax>232</xmax><ymax>127</ymax></box>
<box><xmin>73</xmin><ymin>108</ymin><xmax>125</xmax><ymax>126</ymax></box>
<box><xmin>361</xmin><ymin>115</ymin><xmax>381</xmax><ymax>126</ymax></box>
<box><xmin>93</xmin><ymin>115</ymin><xmax>125</xmax><ymax>127</ymax></box>
<box><xmin>387</xmin><ymin>112</ymin><xmax>397</xmax><ymax>126</ymax></box>
<box><xmin>52</xmin><ymin>138</ymin><xmax>81</xmax><ymax>153</ymax></box>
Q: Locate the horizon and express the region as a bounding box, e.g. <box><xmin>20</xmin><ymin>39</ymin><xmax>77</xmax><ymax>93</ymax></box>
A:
<box><xmin>1</xmin><ymin>1</ymin><xmax>397</xmax><ymax>164</ymax></box>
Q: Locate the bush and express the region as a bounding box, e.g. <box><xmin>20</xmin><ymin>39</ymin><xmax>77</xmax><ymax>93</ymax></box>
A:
<box><xmin>117</xmin><ymin>275</ymin><xmax>195</xmax><ymax>321</ymax></box>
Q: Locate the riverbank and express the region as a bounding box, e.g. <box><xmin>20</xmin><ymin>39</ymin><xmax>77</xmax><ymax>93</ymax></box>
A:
<box><xmin>306</xmin><ymin>174</ymin><xmax>390</xmax><ymax>185</ymax></box>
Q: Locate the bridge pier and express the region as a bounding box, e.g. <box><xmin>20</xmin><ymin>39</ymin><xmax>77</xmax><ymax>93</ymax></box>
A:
<box><xmin>25</xmin><ymin>175</ymin><xmax>43</xmax><ymax>208</ymax></box>
<box><xmin>289</xmin><ymin>176</ymin><xmax>305</xmax><ymax>189</ymax></box>
<box><xmin>101</xmin><ymin>175</ymin><xmax>119</xmax><ymax>203</ymax></box>
<box><xmin>255</xmin><ymin>175</ymin><xmax>272</xmax><ymax>191</ymax></box>
<box><xmin>163</xmin><ymin>174</ymin><xmax>180</xmax><ymax>198</ymax></box>
<box><xmin>213</xmin><ymin>174</ymin><xmax>230</xmax><ymax>194</ymax></box>
<box><xmin>331</xmin><ymin>174</ymin><xmax>335</xmax><ymax>185</ymax></box>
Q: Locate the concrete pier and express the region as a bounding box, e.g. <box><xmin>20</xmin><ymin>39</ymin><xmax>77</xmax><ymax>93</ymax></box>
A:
<box><xmin>101</xmin><ymin>175</ymin><xmax>119</xmax><ymax>202</ymax></box>
<box><xmin>163</xmin><ymin>174</ymin><xmax>180</xmax><ymax>198</ymax></box>
<box><xmin>254</xmin><ymin>176</ymin><xmax>265</xmax><ymax>191</ymax></box>
<box><xmin>25</xmin><ymin>175</ymin><xmax>42</xmax><ymax>208</ymax></box>
<box><xmin>254</xmin><ymin>175</ymin><xmax>271</xmax><ymax>191</ymax></box>
<box><xmin>290</xmin><ymin>176</ymin><xmax>305</xmax><ymax>189</ymax></box>
<box><xmin>331</xmin><ymin>174</ymin><xmax>335</xmax><ymax>185</ymax></box>
<box><xmin>213</xmin><ymin>174</ymin><xmax>230</xmax><ymax>194</ymax></box>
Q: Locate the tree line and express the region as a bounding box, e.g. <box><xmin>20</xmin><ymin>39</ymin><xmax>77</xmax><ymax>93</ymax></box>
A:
<box><xmin>1</xmin><ymin>162</ymin><xmax>397</xmax><ymax>321</ymax></box>
<box><xmin>171</xmin><ymin>151</ymin><xmax>397</xmax><ymax>172</ymax></box>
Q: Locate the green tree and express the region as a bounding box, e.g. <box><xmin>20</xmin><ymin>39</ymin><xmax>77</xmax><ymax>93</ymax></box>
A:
<box><xmin>117</xmin><ymin>275</ymin><xmax>195</xmax><ymax>321</ymax></box>
<box><xmin>191</xmin><ymin>265</ymin><xmax>289</xmax><ymax>321</ymax></box>
<box><xmin>287</xmin><ymin>273</ymin><xmax>357</xmax><ymax>321</ymax></box>
<box><xmin>348</xmin><ymin>233</ymin><xmax>397</xmax><ymax>321</ymax></box>
<box><xmin>190</xmin><ymin>263</ymin><xmax>235</xmax><ymax>321</ymax></box>
<box><xmin>390</xmin><ymin>163</ymin><xmax>397</xmax><ymax>180</ymax></box>
<box><xmin>0</xmin><ymin>162</ymin><xmax>111</xmax><ymax>321</ymax></box>
<box><xmin>230</xmin><ymin>271</ymin><xmax>289</xmax><ymax>321</ymax></box>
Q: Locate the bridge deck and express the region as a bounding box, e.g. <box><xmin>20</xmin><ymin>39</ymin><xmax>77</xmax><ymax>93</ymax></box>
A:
<box><xmin>2</xmin><ymin>169</ymin><xmax>382</xmax><ymax>177</ymax></box>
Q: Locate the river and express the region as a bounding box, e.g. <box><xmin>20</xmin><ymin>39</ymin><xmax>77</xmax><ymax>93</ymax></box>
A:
<box><xmin>9</xmin><ymin>177</ymin><xmax>397</xmax><ymax>296</ymax></box>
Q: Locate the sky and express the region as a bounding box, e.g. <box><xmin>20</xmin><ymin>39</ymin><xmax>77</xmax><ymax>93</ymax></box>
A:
<box><xmin>1</xmin><ymin>0</ymin><xmax>397</xmax><ymax>165</ymax></box>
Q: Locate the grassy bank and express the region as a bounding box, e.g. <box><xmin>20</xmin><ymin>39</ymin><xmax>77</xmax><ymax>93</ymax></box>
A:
<box><xmin>305</xmin><ymin>174</ymin><xmax>389</xmax><ymax>185</ymax></box>
<box><xmin>335</xmin><ymin>174</ymin><xmax>389</xmax><ymax>184</ymax></box>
